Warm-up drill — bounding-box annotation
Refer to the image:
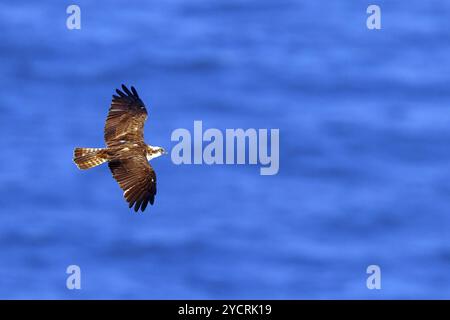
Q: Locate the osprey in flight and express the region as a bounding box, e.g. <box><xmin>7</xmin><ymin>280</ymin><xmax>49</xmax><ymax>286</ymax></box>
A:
<box><xmin>73</xmin><ymin>85</ymin><xmax>166</xmax><ymax>212</ymax></box>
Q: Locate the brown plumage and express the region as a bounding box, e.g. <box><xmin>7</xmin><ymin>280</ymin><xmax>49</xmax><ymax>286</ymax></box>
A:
<box><xmin>73</xmin><ymin>85</ymin><xmax>166</xmax><ymax>212</ymax></box>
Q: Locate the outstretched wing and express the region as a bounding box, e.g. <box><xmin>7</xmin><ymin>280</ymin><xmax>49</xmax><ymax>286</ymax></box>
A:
<box><xmin>108</xmin><ymin>155</ymin><xmax>157</xmax><ymax>212</ymax></box>
<box><xmin>104</xmin><ymin>84</ymin><xmax>148</xmax><ymax>147</ymax></box>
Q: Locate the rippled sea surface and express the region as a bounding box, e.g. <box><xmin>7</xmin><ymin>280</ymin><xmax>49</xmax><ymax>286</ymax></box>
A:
<box><xmin>1</xmin><ymin>0</ymin><xmax>450</xmax><ymax>298</ymax></box>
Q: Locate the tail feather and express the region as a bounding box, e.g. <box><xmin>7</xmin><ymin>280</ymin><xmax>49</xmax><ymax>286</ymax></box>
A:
<box><xmin>73</xmin><ymin>148</ymin><xmax>107</xmax><ymax>170</ymax></box>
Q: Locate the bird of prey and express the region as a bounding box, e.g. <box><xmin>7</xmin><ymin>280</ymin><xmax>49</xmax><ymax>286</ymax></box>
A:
<box><xmin>73</xmin><ymin>84</ymin><xmax>166</xmax><ymax>212</ymax></box>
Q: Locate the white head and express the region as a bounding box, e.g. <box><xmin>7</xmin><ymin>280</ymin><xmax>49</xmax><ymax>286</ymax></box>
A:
<box><xmin>146</xmin><ymin>145</ymin><xmax>167</xmax><ymax>161</ymax></box>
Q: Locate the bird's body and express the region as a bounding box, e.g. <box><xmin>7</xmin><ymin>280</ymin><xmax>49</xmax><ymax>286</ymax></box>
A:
<box><xmin>73</xmin><ymin>85</ymin><xmax>165</xmax><ymax>212</ymax></box>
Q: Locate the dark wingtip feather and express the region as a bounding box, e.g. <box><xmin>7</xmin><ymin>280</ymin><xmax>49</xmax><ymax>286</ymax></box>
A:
<box><xmin>141</xmin><ymin>200</ymin><xmax>148</xmax><ymax>212</ymax></box>
<box><xmin>116</xmin><ymin>89</ymin><xmax>126</xmax><ymax>97</ymax></box>
<box><xmin>121</xmin><ymin>84</ymin><xmax>132</xmax><ymax>96</ymax></box>
<box><xmin>134</xmin><ymin>198</ymin><xmax>144</xmax><ymax>212</ymax></box>
<box><xmin>131</xmin><ymin>86</ymin><xmax>139</xmax><ymax>97</ymax></box>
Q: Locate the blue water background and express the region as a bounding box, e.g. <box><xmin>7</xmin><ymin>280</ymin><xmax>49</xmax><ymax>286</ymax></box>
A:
<box><xmin>1</xmin><ymin>0</ymin><xmax>450</xmax><ymax>298</ymax></box>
